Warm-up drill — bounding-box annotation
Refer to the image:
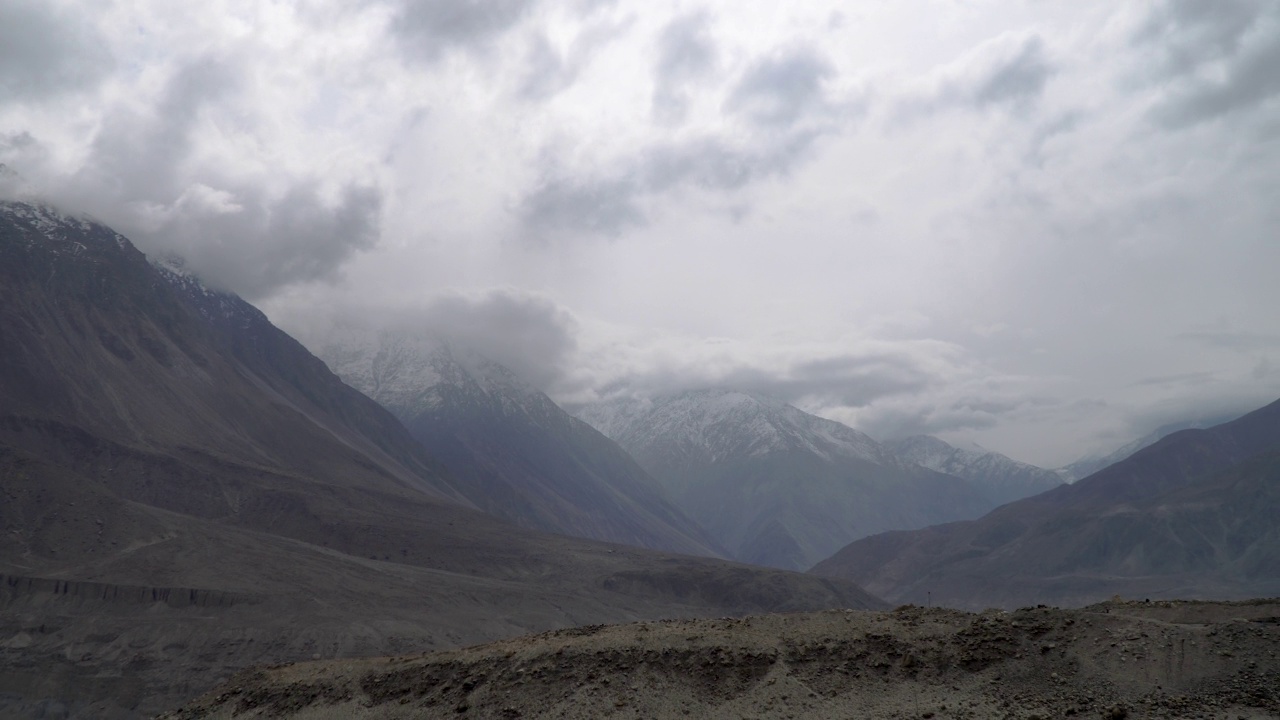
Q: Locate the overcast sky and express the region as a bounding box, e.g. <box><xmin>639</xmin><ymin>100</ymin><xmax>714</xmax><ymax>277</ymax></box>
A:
<box><xmin>3</xmin><ymin>0</ymin><xmax>1279</xmax><ymax>466</ymax></box>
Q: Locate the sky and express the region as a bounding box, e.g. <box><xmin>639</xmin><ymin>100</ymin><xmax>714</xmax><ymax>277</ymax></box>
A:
<box><xmin>2</xmin><ymin>0</ymin><xmax>1279</xmax><ymax>467</ymax></box>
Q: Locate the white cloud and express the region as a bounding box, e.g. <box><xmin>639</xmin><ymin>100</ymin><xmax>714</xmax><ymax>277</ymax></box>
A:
<box><xmin>4</xmin><ymin>0</ymin><xmax>1279</xmax><ymax>466</ymax></box>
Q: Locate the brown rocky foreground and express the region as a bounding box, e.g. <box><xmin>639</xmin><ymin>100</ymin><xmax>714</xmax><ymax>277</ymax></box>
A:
<box><xmin>163</xmin><ymin>599</ymin><xmax>1280</xmax><ymax>720</ymax></box>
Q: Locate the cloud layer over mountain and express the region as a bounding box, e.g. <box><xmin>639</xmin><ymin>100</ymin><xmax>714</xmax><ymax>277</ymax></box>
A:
<box><xmin>2</xmin><ymin>0</ymin><xmax>1278</xmax><ymax>465</ymax></box>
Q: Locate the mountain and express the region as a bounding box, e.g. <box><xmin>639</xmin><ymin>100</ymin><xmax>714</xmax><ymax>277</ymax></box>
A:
<box><xmin>1056</xmin><ymin>414</ymin><xmax>1242</xmax><ymax>481</ymax></box>
<box><xmin>0</xmin><ymin>201</ymin><xmax>884</xmax><ymax>719</ymax></box>
<box><xmin>308</xmin><ymin>330</ymin><xmax>722</xmax><ymax>556</ymax></box>
<box><xmin>575</xmin><ymin>390</ymin><xmax>994</xmax><ymax>571</ymax></box>
<box><xmin>812</xmin><ymin>398</ymin><xmax>1280</xmax><ymax>609</ymax></box>
<box><xmin>887</xmin><ymin>435</ymin><xmax>1064</xmax><ymax>506</ymax></box>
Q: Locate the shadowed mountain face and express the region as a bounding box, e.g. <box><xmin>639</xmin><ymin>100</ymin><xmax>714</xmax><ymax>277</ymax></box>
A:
<box><xmin>0</xmin><ymin>202</ymin><xmax>885</xmax><ymax>719</ymax></box>
<box><xmin>812</xmin><ymin>398</ymin><xmax>1280</xmax><ymax>609</ymax></box>
<box><xmin>887</xmin><ymin>435</ymin><xmax>1064</xmax><ymax>506</ymax></box>
<box><xmin>576</xmin><ymin>390</ymin><xmax>994</xmax><ymax>571</ymax></box>
<box><xmin>311</xmin><ymin>333</ymin><xmax>723</xmax><ymax>557</ymax></box>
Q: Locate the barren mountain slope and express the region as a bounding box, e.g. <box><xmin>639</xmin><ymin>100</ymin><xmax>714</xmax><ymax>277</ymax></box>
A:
<box><xmin>0</xmin><ymin>201</ymin><xmax>884</xmax><ymax>719</ymax></box>
<box><xmin>311</xmin><ymin>332</ymin><xmax>722</xmax><ymax>556</ymax></box>
<box><xmin>165</xmin><ymin>599</ymin><xmax>1280</xmax><ymax>720</ymax></box>
<box><xmin>812</xmin><ymin>398</ymin><xmax>1280</xmax><ymax>609</ymax></box>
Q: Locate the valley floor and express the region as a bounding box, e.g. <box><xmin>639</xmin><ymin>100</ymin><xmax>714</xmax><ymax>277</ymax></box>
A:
<box><xmin>164</xmin><ymin>599</ymin><xmax>1280</xmax><ymax>720</ymax></box>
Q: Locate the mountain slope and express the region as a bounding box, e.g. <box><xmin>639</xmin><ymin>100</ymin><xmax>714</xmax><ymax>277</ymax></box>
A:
<box><xmin>576</xmin><ymin>390</ymin><xmax>994</xmax><ymax>571</ymax></box>
<box><xmin>812</xmin><ymin>398</ymin><xmax>1280</xmax><ymax>609</ymax></box>
<box><xmin>1056</xmin><ymin>413</ymin><xmax>1241</xmax><ymax>481</ymax></box>
<box><xmin>311</xmin><ymin>330</ymin><xmax>722</xmax><ymax>556</ymax></box>
<box><xmin>888</xmin><ymin>435</ymin><xmax>1063</xmax><ymax>506</ymax></box>
<box><xmin>0</xmin><ymin>201</ymin><xmax>885</xmax><ymax>719</ymax></box>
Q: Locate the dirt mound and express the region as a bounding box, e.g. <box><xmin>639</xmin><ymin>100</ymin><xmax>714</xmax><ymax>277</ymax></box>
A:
<box><xmin>165</xmin><ymin>599</ymin><xmax>1280</xmax><ymax>719</ymax></box>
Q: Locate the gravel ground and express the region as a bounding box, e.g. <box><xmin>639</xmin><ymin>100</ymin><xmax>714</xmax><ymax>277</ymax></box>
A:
<box><xmin>163</xmin><ymin>598</ymin><xmax>1280</xmax><ymax>720</ymax></box>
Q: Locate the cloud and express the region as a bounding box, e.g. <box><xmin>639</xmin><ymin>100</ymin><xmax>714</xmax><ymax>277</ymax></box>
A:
<box><xmin>287</xmin><ymin>289</ymin><xmax>580</xmax><ymax>392</ymax></box>
<box><xmin>520</xmin><ymin>174</ymin><xmax>644</xmax><ymax>237</ymax></box>
<box><xmin>413</xmin><ymin>289</ymin><xmax>580</xmax><ymax>389</ymax></box>
<box><xmin>0</xmin><ymin>0</ymin><xmax>112</xmax><ymax>102</ymax></box>
<box><xmin>24</xmin><ymin>55</ymin><xmax>385</xmax><ymax>300</ymax></box>
<box><xmin>138</xmin><ymin>182</ymin><xmax>383</xmax><ymax>299</ymax></box>
<box><xmin>1176</xmin><ymin>330</ymin><xmax>1280</xmax><ymax>352</ymax></box>
<box><xmin>567</xmin><ymin>333</ymin><xmax>968</xmax><ymax>426</ymax></box>
<box><xmin>1136</xmin><ymin>0</ymin><xmax>1280</xmax><ymax>127</ymax></box>
<box><xmin>518</xmin><ymin>129</ymin><xmax>829</xmax><ymax>238</ymax></box>
<box><xmin>899</xmin><ymin>32</ymin><xmax>1056</xmax><ymax>117</ymax></box>
<box><xmin>651</xmin><ymin>11</ymin><xmax>717</xmax><ymax>124</ymax></box>
<box><xmin>724</xmin><ymin>47</ymin><xmax>835</xmax><ymax>128</ymax></box>
<box><xmin>516</xmin><ymin>15</ymin><xmax>631</xmax><ymax>101</ymax></box>
<box><xmin>388</xmin><ymin>0</ymin><xmax>540</xmax><ymax>63</ymax></box>
<box><xmin>520</xmin><ymin>41</ymin><xmax>848</xmax><ymax>240</ymax></box>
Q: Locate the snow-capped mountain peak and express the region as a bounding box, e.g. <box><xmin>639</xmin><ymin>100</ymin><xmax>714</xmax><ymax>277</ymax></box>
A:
<box><xmin>887</xmin><ymin>434</ymin><xmax>1063</xmax><ymax>506</ymax></box>
<box><xmin>579</xmin><ymin>388</ymin><xmax>898</xmax><ymax>466</ymax></box>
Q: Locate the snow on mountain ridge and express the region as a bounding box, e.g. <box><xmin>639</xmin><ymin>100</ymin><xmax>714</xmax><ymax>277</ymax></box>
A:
<box><xmin>580</xmin><ymin>389</ymin><xmax>898</xmax><ymax>466</ymax></box>
<box><xmin>888</xmin><ymin>434</ymin><xmax>1064</xmax><ymax>505</ymax></box>
<box><xmin>310</xmin><ymin>328</ymin><xmax>555</xmax><ymax>425</ymax></box>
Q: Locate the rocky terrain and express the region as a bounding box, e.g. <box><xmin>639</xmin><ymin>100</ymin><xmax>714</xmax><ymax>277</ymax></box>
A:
<box><xmin>164</xmin><ymin>598</ymin><xmax>1280</xmax><ymax>719</ymax></box>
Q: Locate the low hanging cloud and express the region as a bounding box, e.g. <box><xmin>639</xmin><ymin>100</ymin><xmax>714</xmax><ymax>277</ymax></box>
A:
<box><xmin>21</xmin><ymin>55</ymin><xmax>385</xmax><ymax>300</ymax></box>
<box><xmin>570</xmin><ymin>335</ymin><xmax>968</xmax><ymax>427</ymax></box>
<box><xmin>289</xmin><ymin>289</ymin><xmax>581</xmax><ymax>393</ymax></box>
<box><xmin>0</xmin><ymin>0</ymin><xmax>112</xmax><ymax>102</ymax></box>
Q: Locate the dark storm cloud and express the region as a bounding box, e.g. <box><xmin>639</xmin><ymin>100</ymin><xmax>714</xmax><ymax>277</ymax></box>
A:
<box><xmin>1137</xmin><ymin>0</ymin><xmax>1280</xmax><ymax>128</ymax></box>
<box><xmin>724</xmin><ymin>47</ymin><xmax>835</xmax><ymax>128</ymax></box>
<box><xmin>0</xmin><ymin>0</ymin><xmax>112</xmax><ymax>102</ymax></box>
<box><xmin>49</xmin><ymin>56</ymin><xmax>383</xmax><ymax>300</ymax></box>
<box><xmin>388</xmin><ymin>0</ymin><xmax>539</xmax><ymax>62</ymax></box>
<box><xmin>651</xmin><ymin>12</ymin><xmax>717</xmax><ymax>124</ymax></box>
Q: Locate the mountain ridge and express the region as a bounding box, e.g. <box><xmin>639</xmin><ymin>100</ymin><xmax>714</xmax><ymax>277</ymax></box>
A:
<box><xmin>576</xmin><ymin>389</ymin><xmax>995</xmax><ymax>571</ymax></box>
<box><xmin>811</xmin><ymin>397</ymin><xmax>1280</xmax><ymax>609</ymax></box>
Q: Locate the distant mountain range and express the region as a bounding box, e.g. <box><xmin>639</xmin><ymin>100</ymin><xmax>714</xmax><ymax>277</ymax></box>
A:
<box><xmin>887</xmin><ymin>435</ymin><xmax>1063</xmax><ymax>506</ymax></box>
<box><xmin>576</xmin><ymin>390</ymin><xmax>996</xmax><ymax>571</ymax></box>
<box><xmin>812</xmin><ymin>399</ymin><xmax>1280</xmax><ymax>608</ymax></box>
<box><xmin>0</xmin><ymin>200</ymin><xmax>883</xmax><ymax>718</ymax></box>
<box><xmin>309</xmin><ymin>329</ymin><xmax>723</xmax><ymax>557</ymax></box>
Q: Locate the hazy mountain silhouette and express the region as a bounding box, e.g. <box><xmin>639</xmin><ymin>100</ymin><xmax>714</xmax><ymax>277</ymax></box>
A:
<box><xmin>578</xmin><ymin>390</ymin><xmax>994</xmax><ymax>571</ymax></box>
